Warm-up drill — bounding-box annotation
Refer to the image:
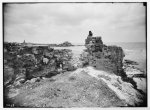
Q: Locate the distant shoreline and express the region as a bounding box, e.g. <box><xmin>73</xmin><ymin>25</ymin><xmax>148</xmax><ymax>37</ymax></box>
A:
<box><xmin>4</xmin><ymin>41</ymin><xmax>85</xmax><ymax>47</ymax></box>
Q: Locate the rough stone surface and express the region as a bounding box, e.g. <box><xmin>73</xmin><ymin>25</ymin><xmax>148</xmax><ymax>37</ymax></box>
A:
<box><xmin>4</xmin><ymin>65</ymin><xmax>14</xmax><ymax>86</ymax></box>
<box><xmin>84</xmin><ymin>31</ymin><xmax>125</xmax><ymax>76</ymax></box>
<box><xmin>14</xmin><ymin>68</ymin><xmax>26</xmax><ymax>83</ymax></box>
<box><xmin>4</xmin><ymin>43</ymin><xmax>75</xmax><ymax>86</ymax></box>
<box><xmin>58</xmin><ymin>41</ymin><xmax>73</xmax><ymax>47</ymax></box>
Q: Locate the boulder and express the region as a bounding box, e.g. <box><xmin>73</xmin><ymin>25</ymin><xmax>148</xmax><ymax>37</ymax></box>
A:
<box><xmin>32</xmin><ymin>47</ymin><xmax>38</xmax><ymax>54</ymax></box>
<box><xmin>14</xmin><ymin>68</ymin><xmax>26</xmax><ymax>84</ymax></box>
<box><xmin>29</xmin><ymin>77</ymin><xmax>40</xmax><ymax>83</ymax></box>
<box><xmin>13</xmin><ymin>81</ymin><xmax>22</xmax><ymax>86</ymax></box>
<box><xmin>48</xmin><ymin>46</ymin><xmax>54</xmax><ymax>51</ymax></box>
<box><xmin>43</xmin><ymin>57</ymin><xmax>49</xmax><ymax>64</ymax></box>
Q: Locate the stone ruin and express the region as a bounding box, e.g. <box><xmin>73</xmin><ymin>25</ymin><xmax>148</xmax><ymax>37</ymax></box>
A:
<box><xmin>85</xmin><ymin>31</ymin><xmax>103</xmax><ymax>53</ymax></box>
<box><xmin>84</xmin><ymin>31</ymin><xmax>125</xmax><ymax>77</ymax></box>
<box><xmin>4</xmin><ymin>43</ymin><xmax>75</xmax><ymax>86</ymax></box>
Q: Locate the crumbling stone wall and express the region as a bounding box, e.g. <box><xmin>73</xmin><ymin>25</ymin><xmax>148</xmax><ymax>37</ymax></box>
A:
<box><xmin>84</xmin><ymin>31</ymin><xmax>125</xmax><ymax>76</ymax></box>
<box><xmin>4</xmin><ymin>43</ymin><xmax>75</xmax><ymax>85</ymax></box>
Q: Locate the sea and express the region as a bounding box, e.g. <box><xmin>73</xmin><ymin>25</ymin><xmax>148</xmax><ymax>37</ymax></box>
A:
<box><xmin>106</xmin><ymin>42</ymin><xmax>146</xmax><ymax>73</ymax></box>
<box><xmin>53</xmin><ymin>42</ymin><xmax>146</xmax><ymax>73</ymax></box>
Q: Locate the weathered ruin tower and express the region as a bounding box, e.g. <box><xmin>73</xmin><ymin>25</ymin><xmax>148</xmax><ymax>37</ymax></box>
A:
<box><xmin>85</xmin><ymin>31</ymin><xmax>103</xmax><ymax>52</ymax></box>
<box><xmin>84</xmin><ymin>31</ymin><xmax>125</xmax><ymax>76</ymax></box>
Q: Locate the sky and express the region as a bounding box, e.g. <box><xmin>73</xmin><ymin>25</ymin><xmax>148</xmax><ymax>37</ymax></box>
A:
<box><xmin>4</xmin><ymin>3</ymin><xmax>146</xmax><ymax>44</ymax></box>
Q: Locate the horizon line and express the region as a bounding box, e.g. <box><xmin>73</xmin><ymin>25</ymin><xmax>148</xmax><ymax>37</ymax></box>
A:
<box><xmin>4</xmin><ymin>41</ymin><xmax>146</xmax><ymax>44</ymax></box>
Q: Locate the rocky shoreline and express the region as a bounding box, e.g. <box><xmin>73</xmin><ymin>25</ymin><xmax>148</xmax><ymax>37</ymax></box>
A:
<box><xmin>123</xmin><ymin>59</ymin><xmax>146</xmax><ymax>94</ymax></box>
<box><xmin>4</xmin><ymin>31</ymin><xmax>147</xmax><ymax>107</ymax></box>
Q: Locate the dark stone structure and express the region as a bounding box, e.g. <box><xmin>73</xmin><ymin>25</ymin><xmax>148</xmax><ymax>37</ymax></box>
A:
<box><xmin>4</xmin><ymin>43</ymin><xmax>75</xmax><ymax>86</ymax></box>
<box><xmin>84</xmin><ymin>31</ymin><xmax>125</xmax><ymax>76</ymax></box>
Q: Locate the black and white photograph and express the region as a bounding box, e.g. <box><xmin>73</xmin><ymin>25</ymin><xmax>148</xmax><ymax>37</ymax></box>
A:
<box><xmin>3</xmin><ymin>2</ymin><xmax>147</xmax><ymax>108</ymax></box>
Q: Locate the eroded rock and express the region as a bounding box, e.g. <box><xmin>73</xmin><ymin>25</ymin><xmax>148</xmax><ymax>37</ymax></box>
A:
<box><xmin>83</xmin><ymin>31</ymin><xmax>125</xmax><ymax>76</ymax></box>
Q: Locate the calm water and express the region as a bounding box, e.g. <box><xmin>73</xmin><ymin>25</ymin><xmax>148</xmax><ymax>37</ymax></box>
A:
<box><xmin>54</xmin><ymin>42</ymin><xmax>146</xmax><ymax>73</ymax></box>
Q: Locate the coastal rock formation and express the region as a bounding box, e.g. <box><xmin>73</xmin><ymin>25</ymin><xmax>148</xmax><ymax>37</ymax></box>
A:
<box><xmin>58</xmin><ymin>41</ymin><xmax>73</xmax><ymax>47</ymax></box>
<box><xmin>123</xmin><ymin>59</ymin><xmax>146</xmax><ymax>93</ymax></box>
<box><xmin>4</xmin><ymin>43</ymin><xmax>75</xmax><ymax>87</ymax></box>
<box><xmin>48</xmin><ymin>41</ymin><xmax>74</xmax><ymax>47</ymax></box>
<box><xmin>4</xmin><ymin>33</ymin><xmax>146</xmax><ymax>107</ymax></box>
<box><xmin>83</xmin><ymin>31</ymin><xmax>125</xmax><ymax>76</ymax></box>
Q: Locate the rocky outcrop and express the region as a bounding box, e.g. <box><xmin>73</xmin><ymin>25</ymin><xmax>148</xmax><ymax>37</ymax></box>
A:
<box><xmin>82</xmin><ymin>31</ymin><xmax>125</xmax><ymax>77</ymax></box>
<box><xmin>124</xmin><ymin>59</ymin><xmax>139</xmax><ymax>65</ymax></box>
<box><xmin>58</xmin><ymin>41</ymin><xmax>73</xmax><ymax>47</ymax></box>
<box><xmin>4</xmin><ymin>36</ymin><xmax>146</xmax><ymax>107</ymax></box>
<box><xmin>13</xmin><ymin>68</ymin><xmax>26</xmax><ymax>86</ymax></box>
<box><xmin>4</xmin><ymin>43</ymin><xmax>76</xmax><ymax>87</ymax></box>
<box><xmin>48</xmin><ymin>41</ymin><xmax>74</xmax><ymax>47</ymax></box>
<box><xmin>123</xmin><ymin>59</ymin><xmax>146</xmax><ymax>78</ymax></box>
<box><xmin>123</xmin><ymin>59</ymin><xmax>146</xmax><ymax>93</ymax></box>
